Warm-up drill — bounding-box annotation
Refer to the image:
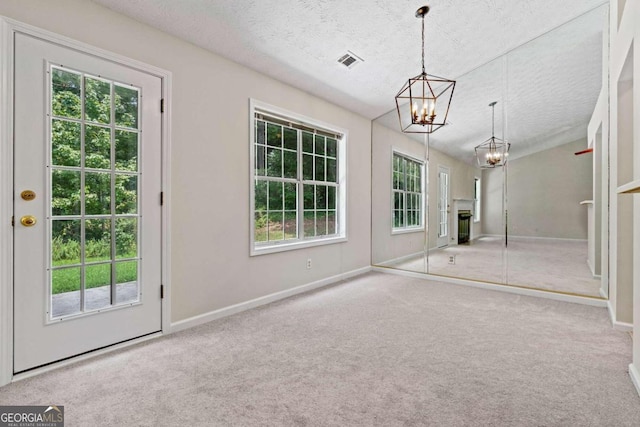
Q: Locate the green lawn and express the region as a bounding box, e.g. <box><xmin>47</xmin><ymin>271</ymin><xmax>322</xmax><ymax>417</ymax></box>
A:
<box><xmin>52</xmin><ymin>255</ymin><xmax>137</xmax><ymax>294</ymax></box>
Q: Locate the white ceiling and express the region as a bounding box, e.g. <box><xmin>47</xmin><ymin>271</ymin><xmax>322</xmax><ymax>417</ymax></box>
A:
<box><xmin>376</xmin><ymin>4</ymin><xmax>607</xmax><ymax>162</ymax></box>
<box><xmin>92</xmin><ymin>0</ymin><xmax>608</xmax><ymax>161</ymax></box>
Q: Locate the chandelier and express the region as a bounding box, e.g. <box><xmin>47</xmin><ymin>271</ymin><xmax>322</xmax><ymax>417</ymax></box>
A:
<box><xmin>395</xmin><ymin>5</ymin><xmax>456</xmax><ymax>134</ymax></box>
<box><xmin>475</xmin><ymin>102</ymin><xmax>510</xmax><ymax>168</ymax></box>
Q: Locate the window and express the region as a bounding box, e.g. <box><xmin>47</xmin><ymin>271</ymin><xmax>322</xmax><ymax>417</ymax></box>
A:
<box><xmin>474</xmin><ymin>178</ymin><xmax>481</xmax><ymax>223</ymax></box>
<box><xmin>250</xmin><ymin>100</ymin><xmax>346</xmax><ymax>255</ymax></box>
<box><xmin>392</xmin><ymin>152</ymin><xmax>424</xmax><ymax>231</ymax></box>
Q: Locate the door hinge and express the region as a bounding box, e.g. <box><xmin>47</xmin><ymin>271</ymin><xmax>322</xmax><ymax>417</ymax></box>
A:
<box><xmin>160</xmin><ymin>98</ymin><xmax>165</xmax><ymax>113</ymax></box>
<box><xmin>160</xmin><ymin>191</ymin><xmax>164</xmax><ymax>206</ymax></box>
<box><xmin>160</xmin><ymin>284</ymin><xmax>164</xmax><ymax>299</ymax></box>
<box><xmin>11</xmin><ymin>216</ymin><xmax>14</xmax><ymax>227</ymax></box>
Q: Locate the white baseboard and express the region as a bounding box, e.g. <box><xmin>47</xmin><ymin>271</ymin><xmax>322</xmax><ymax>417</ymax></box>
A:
<box><xmin>586</xmin><ymin>259</ymin><xmax>602</xmax><ymax>279</ymax></box>
<box><xmin>607</xmin><ymin>300</ymin><xmax>633</xmax><ymax>331</ymax></box>
<box><xmin>372</xmin><ymin>267</ymin><xmax>607</xmax><ymax>307</ymax></box>
<box><xmin>599</xmin><ymin>287</ymin><xmax>608</xmax><ymax>299</ymax></box>
<box><xmin>376</xmin><ymin>251</ymin><xmax>424</xmax><ymax>267</ymax></box>
<box><xmin>629</xmin><ymin>364</ymin><xmax>640</xmax><ymax>397</ymax></box>
<box><xmin>170</xmin><ymin>266</ymin><xmax>372</xmax><ymax>333</ymax></box>
<box><xmin>507</xmin><ymin>235</ymin><xmax>588</xmax><ymax>243</ymax></box>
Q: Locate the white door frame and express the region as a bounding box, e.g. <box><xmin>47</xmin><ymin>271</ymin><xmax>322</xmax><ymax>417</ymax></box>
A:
<box><xmin>0</xmin><ymin>17</ymin><xmax>172</xmax><ymax>386</ymax></box>
<box><xmin>437</xmin><ymin>165</ymin><xmax>450</xmax><ymax>247</ymax></box>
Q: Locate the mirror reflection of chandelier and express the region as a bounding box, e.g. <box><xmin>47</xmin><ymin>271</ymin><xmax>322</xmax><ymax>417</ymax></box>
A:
<box><xmin>394</xmin><ymin>5</ymin><xmax>456</xmax><ymax>134</ymax></box>
<box><xmin>475</xmin><ymin>101</ymin><xmax>510</xmax><ymax>168</ymax></box>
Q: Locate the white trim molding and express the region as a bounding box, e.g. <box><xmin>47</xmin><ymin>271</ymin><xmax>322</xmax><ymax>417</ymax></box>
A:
<box><xmin>0</xmin><ymin>17</ymin><xmax>15</xmax><ymax>387</ymax></box>
<box><xmin>171</xmin><ymin>266</ymin><xmax>372</xmax><ymax>333</ymax></box>
<box><xmin>630</xmin><ymin>364</ymin><xmax>640</xmax><ymax>398</ymax></box>
<box><xmin>0</xmin><ymin>16</ymin><xmax>172</xmax><ymax>386</ymax></box>
<box><xmin>373</xmin><ymin>266</ymin><xmax>608</xmax><ymax>308</ymax></box>
<box><xmin>607</xmin><ymin>300</ymin><xmax>633</xmax><ymax>332</ymax></box>
<box><xmin>249</xmin><ymin>98</ymin><xmax>349</xmax><ymax>257</ymax></box>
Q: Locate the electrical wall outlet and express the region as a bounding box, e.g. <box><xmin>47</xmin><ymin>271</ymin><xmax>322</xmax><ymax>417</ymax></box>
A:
<box><xmin>306</xmin><ymin>258</ymin><xmax>312</xmax><ymax>269</ymax></box>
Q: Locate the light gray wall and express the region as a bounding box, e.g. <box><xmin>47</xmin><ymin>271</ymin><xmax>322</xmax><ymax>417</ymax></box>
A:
<box><xmin>371</xmin><ymin>122</ymin><xmax>480</xmax><ymax>264</ymax></box>
<box><xmin>483</xmin><ymin>138</ymin><xmax>592</xmax><ymax>239</ymax></box>
<box><xmin>0</xmin><ymin>0</ymin><xmax>372</xmax><ymax>323</ymax></box>
<box><xmin>371</xmin><ymin>123</ymin><xmax>426</xmax><ymax>264</ymax></box>
<box><xmin>481</xmin><ymin>167</ymin><xmax>505</xmax><ymax>236</ymax></box>
<box><xmin>427</xmin><ymin>146</ymin><xmax>481</xmax><ymax>249</ymax></box>
<box><xmin>615</xmin><ymin>79</ymin><xmax>634</xmax><ymax>324</ymax></box>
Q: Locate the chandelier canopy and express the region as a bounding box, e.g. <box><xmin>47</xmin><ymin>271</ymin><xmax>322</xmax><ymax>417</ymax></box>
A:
<box><xmin>395</xmin><ymin>5</ymin><xmax>456</xmax><ymax>134</ymax></box>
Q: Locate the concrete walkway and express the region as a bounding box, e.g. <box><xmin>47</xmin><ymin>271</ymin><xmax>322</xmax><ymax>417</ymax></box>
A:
<box><xmin>52</xmin><ymin>282</ymin><xmax>138</xmax><ymax>317</ymax></box>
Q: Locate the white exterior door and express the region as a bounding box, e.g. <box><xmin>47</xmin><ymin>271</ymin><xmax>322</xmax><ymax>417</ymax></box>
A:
<box><xmin>437</xmin><ymin>166</ymin><xmax>450</xmax><ymax>248</ymax></box>
<box><xmin>13</xmin><ymin>33</ymin><xmax>163</xmax><ymax>372</ymax></box>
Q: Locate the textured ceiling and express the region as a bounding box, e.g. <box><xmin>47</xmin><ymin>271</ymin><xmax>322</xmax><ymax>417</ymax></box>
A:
<box><xmin>376</xmin><ymin>4</ymin><xmax>607</xmax><ymax>162</ymax></box>
<box><xmin>92</xmin><ymin>0</ymin><xmax>607</xmax><ymax>121</ymax></box>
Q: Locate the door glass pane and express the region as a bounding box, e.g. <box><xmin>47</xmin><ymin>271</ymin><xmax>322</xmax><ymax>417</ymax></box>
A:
<box><xmin>51</xmin><ymin>119</ymin><xmax>81</xmax><ymax>167</ymax></box>
<box><xmin>115</xmin><ymin>175</ymin><xmax>137</xmax><ymax>214</ymax></box>
<box><xmin>52</xmin><ymin>170</ymin><xmax>81</xmax><ymax>216</ymax></box>
<box><xmin>51</xmin><ymin>267</ymin><xmax>81</xmax><ymax>318</ymax></box>
<box><xmin>51</xmin><ymin>68</ymin><xmax>81</xmax><ymax>119</ymax></box>
<box><xmin>48</xmin><ymin>65</ymin><xmax>143</xmax><ymax>319</ymax></box>
<box><xmin>84</xmin><ymin>76</ymin><xmax>111</xmax><ymax>124</ymax></box>
<box><xmin>85</xmin><ymin>263</ymin><xmax>111</xmax><ymax>311</ymax></box>
<box><xmin>114</xmin><ymin>84</ymin><xmax>139</xmax><ymax>129</ymax></box>
<box><xmin>115</xmin><ymin>218</ymin><xmax>137</xmax><ymax>259</ymax></box>
<box><xmin>85</xmin><ymin>124</ymin><xmax>111</xmax><ymax>169</ymax></box>
<box><xmin>52</xmin><ymin>220</ymin><xmax>81</xmax><ymax>266</ymax></box>
<box><xmin>85</xmin><ymin>219</ymin><xmax>112</xmax><ymax>262</ymax></box>
<box><xmin>115</xmin><ymin>261</ymin><xmax>138</xmax><ymax>305</ymax></box>
<box><xmin>85</xmin><ymin>172</ymin><xmax>111</xmax><ymax>215</ymax></box>
<box><xmin>115</xmin><ymin>130</ymin><xmax>138</xmax><ymax>171</ymax></box>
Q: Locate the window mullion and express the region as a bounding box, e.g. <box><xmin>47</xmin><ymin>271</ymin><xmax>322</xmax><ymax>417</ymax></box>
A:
<box><xmin>297</xmin><ymin>128</ymin><xmax>304</xmax><ymax>240</ymax></box>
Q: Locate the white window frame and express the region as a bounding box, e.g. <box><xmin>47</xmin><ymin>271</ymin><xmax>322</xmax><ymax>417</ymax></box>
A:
<box><xmin>474</xmin><ymin>177</ymin><xmax>481</xmax><ymax>223</ymax></box>
<box><xmin>391</xmin><ymin>149</ymin><xmax>425</xmax><ymax>235</ymax></box>
<box><xmin>249</xmin><ymin>99</ymin><xmax>347</xmax><ymax>256</ymax></box>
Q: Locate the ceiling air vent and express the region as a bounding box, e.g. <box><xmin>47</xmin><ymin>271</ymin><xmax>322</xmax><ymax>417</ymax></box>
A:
<box><xmin>337</xmin><ymin>51</ymin><xmax>363</xmax><ymax>69</ymax></box>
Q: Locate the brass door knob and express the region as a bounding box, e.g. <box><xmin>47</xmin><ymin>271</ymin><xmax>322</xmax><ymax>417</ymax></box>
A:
<box><xmin>20</xmin><ymin>215</ymin><xmax>37</xmax><ymax>227</ymax></box>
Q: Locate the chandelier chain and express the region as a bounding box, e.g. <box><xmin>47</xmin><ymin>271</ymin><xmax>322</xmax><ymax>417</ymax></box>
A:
<box><xmin>421</xmin><ymin>15</ymin><xmax>425</xmax><ymax>74</ymax></box>
<box><xmin>492</xmin><ymin>103</ymin><xmax>495</xmax><ymax>137</ymax></box>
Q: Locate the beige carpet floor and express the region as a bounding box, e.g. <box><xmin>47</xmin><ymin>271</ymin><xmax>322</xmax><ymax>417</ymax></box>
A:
<box><xmin>1</xmin><ymin>272</ymin><xmax>638</xmax><ymax>426</ymax></box>
<box><xmin>388</xmin><ymin>236</ymin><xmax>602</xmax><ymax>297</ymax></box>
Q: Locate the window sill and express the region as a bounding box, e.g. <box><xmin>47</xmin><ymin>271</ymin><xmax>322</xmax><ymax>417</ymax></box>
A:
<box><xmin>391</xmin><ymin>227</ymin><xmax>425</xmax><ymax>236</ymax></box>
<box><xmin>251</xmin><ymin>235</ymin><xmax>347</xmax><ymax>256</ymax></box>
